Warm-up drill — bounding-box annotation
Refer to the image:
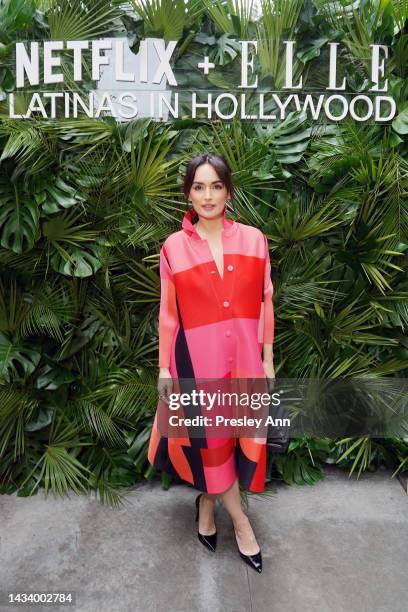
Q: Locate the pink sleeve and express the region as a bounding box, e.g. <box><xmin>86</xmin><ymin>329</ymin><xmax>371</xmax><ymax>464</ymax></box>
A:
<box><xmin>158</xmin><ymin>244</ymin><xmax>179</xmax><ymax>369</ymax></box>
<box><xmin>262</xmin><ymin>234</ymin><xmax>275</xmax><ymax>345</ymax></box>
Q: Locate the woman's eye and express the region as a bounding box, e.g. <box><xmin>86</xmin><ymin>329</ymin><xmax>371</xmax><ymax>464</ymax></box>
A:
<box><xmin>193</xmin><ymin>184</ymin><xmax>223</xmax><ymax>190</ymax></box>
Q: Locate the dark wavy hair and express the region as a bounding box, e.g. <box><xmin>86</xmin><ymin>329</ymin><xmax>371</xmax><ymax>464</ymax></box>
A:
<box><xmin>182</xmin><ymin>153</ymin><xmax>234</xmax><ymax>203</ymax></box>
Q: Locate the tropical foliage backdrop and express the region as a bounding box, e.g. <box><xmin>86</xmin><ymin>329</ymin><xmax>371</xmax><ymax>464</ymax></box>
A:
<box><xmin>0</xmin><ymin>0</ymin><xmax>407</xmax><ymax>506</ymax></box>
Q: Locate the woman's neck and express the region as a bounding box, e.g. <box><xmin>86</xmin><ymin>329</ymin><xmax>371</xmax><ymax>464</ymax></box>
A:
<box><xmin>195</xmin><ymin>214</ymin><xmax>224</xmax><ymax>237</ymax></box>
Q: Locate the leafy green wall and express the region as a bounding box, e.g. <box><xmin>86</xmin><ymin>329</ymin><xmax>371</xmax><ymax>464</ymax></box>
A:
<box><xmin>0</xmin><ymin>0</ymin><xmax>407</xmax><ymax>505</ymax></box>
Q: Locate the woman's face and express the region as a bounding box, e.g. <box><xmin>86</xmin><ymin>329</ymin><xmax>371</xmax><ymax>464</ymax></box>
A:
<box><xmin>188</xmin><ymin>163</ymin><xmax>230</xmax><ymax>221</ymax></box>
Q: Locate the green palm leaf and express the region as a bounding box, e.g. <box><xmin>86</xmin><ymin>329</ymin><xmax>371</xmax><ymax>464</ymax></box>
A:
<box><xmin>256</xmin><ymin>0</ymin><xmax>303</xmax><ymax>82</ymax></box>
<box><xmin>130</xmin><ymin>0</ymin><xmax>185</xmax><ymax>39</ymax></box>
<box><xmin>43</xmin><ymin>0</ymin><xmax>122</xmax><ymax>40</ymax></box>
<box><xmin>0</xmin><ymin>385</ymin><xmax>37</xmax><ymax>459</ymax></box>
<box><xmin>0</xmin><ymin>122</ymin><xmax>56</xmax><ymax>177</ymax></box>
<box><xmin>0</xmin><ymin>332</ymin><xmax>41</xmax><ymax>382</ymax></box>
<box><xmin>335</xmin><ymin>437</ymin><xmax>373</xmax><ymax>479</ymax></box>
<box><xmin>126</xmin><ymin>261</ymin><xmax>160</xmax><ymax>303</ymax></box>
<box><xmin>203</xmin><ymin>0</ymin><xmax>254</xmax><ymax>37</ymax></box>
<box><xmin>74</xmin><ymin>399</ymin><xmax>126</xmax><ymax>446</ymax></box>
<box><xmin>19</xmin><ymin>284</ymin><xmax>75</xmax><ymax>341</ymax></box>
<box><xmin>0</xmin><ymin>181</ymin><xmax>41</xmax><ymax>253</ymax></box>
<box><xmin>43</xmin><ymin>211</ymin><xmax>103</xmax><ymax>277</ymax></box>
<box><xmin>19</xmin><ymin>411</ymin><xmax>92</xmax><ymax>497</ymax></box>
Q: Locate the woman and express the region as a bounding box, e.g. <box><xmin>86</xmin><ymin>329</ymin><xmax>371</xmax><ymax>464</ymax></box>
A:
<box><xmin>148</xmin><ymin>153</ymin><xmax>275</xmax><ymax>574</ymax></box>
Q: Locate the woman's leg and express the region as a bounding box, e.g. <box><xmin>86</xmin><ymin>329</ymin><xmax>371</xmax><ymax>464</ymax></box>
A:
<box><xmin>220</xmin><ymin>478</ymin><xmax>260</xmax><ymax>555</ymax></box>
<box><xmin>198</xmin><ymin>493</ymin><xmax>217</xmax><ymax>535</ymax></box>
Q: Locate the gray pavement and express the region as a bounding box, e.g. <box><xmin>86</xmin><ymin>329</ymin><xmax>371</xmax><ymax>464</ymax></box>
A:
<box><xmin>0</xmin><ymin>466</ymin><xmax>407</xmax><ymax>612</ymax></box>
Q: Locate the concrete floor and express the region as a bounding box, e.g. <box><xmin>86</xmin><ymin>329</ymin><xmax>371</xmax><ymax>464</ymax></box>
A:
<box><xmin>0</xmin><ymin>466</ymin><xmax>407</xmax><ymax>612</ymax></box>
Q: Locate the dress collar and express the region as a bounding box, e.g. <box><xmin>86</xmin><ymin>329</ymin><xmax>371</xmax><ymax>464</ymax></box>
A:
<box><xmin>182</xmin><ymin>206</ymin><xmax>236</xmax><ymax>240</ymax></box>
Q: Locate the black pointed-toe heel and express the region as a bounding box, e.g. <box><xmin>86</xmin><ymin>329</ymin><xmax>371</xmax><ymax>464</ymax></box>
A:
<box><xmin>195</xmin><ymin>494</ymin><xmax>217</xmax><ymax>553</ymax></box>
<box><xmin>234</xmin><ymin>529</ymin><xmax>263</xmax><ymax>573</ymax></box>
<box><xmin>238</xmin><ymin>549</ymin><xmax>262</xmax><ymax>573</ymax></box>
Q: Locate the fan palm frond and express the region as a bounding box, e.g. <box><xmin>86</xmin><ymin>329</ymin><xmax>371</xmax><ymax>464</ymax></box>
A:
<box><xmin>0</xmin><ymin>385</ymin><xmax>37</xmax><ymax>459</ymax></box>
<box><xmin>203</xmin><ymin>0</ymin><xmax>254</xmax><ymax>37</ymax></box>
<box><xmin>43</xmin><ymin>0</ymin><xmax>122</xmax><ymax>40</ymax></box>
<box><xmin>256</xmin><ymin>0</ymin><xmax>303</xmax><ymax>82</ymax></box>
<box><xmin>129</xmin><ymin>0</ymin><xmax>185</xmax><ymax>39</ymax></box>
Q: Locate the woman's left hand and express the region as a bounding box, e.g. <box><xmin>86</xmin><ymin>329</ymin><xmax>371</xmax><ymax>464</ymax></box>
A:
<box><xmin>263</xmin><ymin>360</ymin><xmax>275</xmax><ymax>390</ymax></box>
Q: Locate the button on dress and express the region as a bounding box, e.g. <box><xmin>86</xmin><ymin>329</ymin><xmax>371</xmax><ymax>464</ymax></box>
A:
<box><xmin>148</xmin><ymin>207</ymin><xmax>275</xmax><ymax>493</ymax></box>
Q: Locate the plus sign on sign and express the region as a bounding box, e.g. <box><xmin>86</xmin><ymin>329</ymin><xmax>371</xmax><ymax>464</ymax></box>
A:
<box><xmin>198</xmin><ymin>56</ymin><xmax>215</xmax><ymax>75</ymax></box>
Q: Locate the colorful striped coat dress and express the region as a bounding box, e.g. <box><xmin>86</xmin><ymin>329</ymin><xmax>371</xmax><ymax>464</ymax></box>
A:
<box><xmin>148</xmin><ymin>206</ymin><xmax>275</xmax><ymax>493</ymax></box>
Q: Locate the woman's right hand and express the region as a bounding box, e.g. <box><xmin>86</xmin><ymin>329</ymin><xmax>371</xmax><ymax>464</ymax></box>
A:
<box><xmin>157</xmin><ymin>368</ymin><xmax>173</xmax><ymax>404</ymax></box>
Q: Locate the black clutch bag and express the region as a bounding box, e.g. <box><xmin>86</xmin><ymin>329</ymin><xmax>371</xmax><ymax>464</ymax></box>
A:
<box><xmin>266</xmin><ymin>378</ymin><xmax>290</xmax><ymax>454</ymax></box>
